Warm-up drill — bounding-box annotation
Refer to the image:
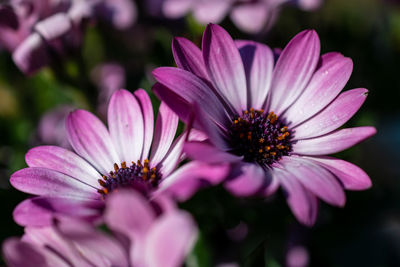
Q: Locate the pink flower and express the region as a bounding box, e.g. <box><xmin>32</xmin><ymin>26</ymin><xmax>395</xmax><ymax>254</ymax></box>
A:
<box><xmin>146</xmin><ymin>0</ymin><xmax>323</xmax><ymax>34</ymax></box>
<box><xmin>0</xmin><ymin>0</ymin><xmax>87</xmax><ymax>74</ymax></box>
<box><xmin>11</xmin><ymin>89</ymin><xmax>228</xmax><ymax>226</ymax></box>
<box><xmin>37</xmin><ymin>105</ymin><xmax>74</xmax><ymax>148</ymax></box>
<box><xmin>3</xmin><ymin>190</ymin><xmax>198</xmax><ymax>267</ymax></box>
<box><xmin>91</xmin><ymin>63</ymin><xmax>126</xmax><ymax>118</ymax></box>
<box><xmin>152</xmin><ymin>24</ymin><xmax>376</xmax><ymax>226</ymax></box>
<box><xmin>94</xmin><ymin>0</ymin><xmax>137</xmax><ymax>30</ymax></box>
<box><xmin>0</xmin><ymin>0</ymin><xmax>136</xmax><ymax>75</ymax></box>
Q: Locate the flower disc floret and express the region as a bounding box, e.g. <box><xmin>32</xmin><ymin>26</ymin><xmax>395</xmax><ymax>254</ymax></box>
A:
<box><xmin>97</xmin><ymin>160</ymin><xmax>162</xmax><ymax>196</ymax></box>
<box><xmin>229</xmin><ymin>108</ymin><xmax>293</xmax><ymax>167</ymax></box>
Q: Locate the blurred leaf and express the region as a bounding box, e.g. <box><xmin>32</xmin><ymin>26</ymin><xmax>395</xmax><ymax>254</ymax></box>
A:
<box><xmin>186</xmin><ymin>14</ymin><xmax>206</xmax><ymax>37</ymax></box>
<box><xmin>0</xmin><ymin>86</ymin><xmax>18</xmax><ymax>117</ymax></box>
<box><xmin>389</xmin><ymin>10</ymin><xmax>400</xmax><ymax>51</ymax></box>
<box><xmin>321</xmin><ymin>0</ymin><xmax>380</xmax><ymax>35</ymax></box>
<box><xmin>265</xmin><ymin>258</ymin><xmax>281</xmax><ymax>267</ymax></box>
<box><xmin>65</xmin><ymin>60</ymin><xmax>79</xmax><ymax>80</ymax></box>
<box><xmin>186</xmin><ymin>232</ymin><xmax>212</xmax><ymax>267</ymax></box>
<box><xmin>14</xmin><ymin>119</ymin><xmax>32</xmax><ymax>143</ymax></box>
<box><xmin>83</xmin><ymin>27</ymin><xmax>105</xmax><ymax>69</ymax></box>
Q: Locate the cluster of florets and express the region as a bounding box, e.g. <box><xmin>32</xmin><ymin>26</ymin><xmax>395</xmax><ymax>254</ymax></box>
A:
<box><xmin>97</xmin><ymin>160</ymin><xmax>161</xmax><ymax>196</ymax></box>
<box><xmin>229</xmin><ymin>108</ymin><xmax>293</xmax><ymax>167</ymax></box>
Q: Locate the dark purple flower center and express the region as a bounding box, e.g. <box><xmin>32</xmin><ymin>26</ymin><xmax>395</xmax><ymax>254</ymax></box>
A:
<box><xmin>97</xmin><ymin>160</ymin><xmax>162</xmax><ymax>196</ymax></box>
<box><xmin>229</xmin><ymin>108</ymin><xmax>293</xmax><ymax>167</ymax></box>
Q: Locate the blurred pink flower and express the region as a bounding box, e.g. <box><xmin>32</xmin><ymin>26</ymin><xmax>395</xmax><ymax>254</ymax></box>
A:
<box><xmin>37</xmin><ymin>105</ymin><xmax>74</xmax><ymax>148</ymax></box>
<box><xmin>91</xmin><ymin>63</ymin><xmax>126</xmax><ymax>118</ymax></box>
<box><xmin>3</xmin><ymin>190</ymin><xmax>198</xmax><ymax>267</ymax></box>
<box><xmin>0</xmin><ymin>0</ymin><xmax>136</xmax><ymax>75</ymax></box>
<box><xmin>94</xmin><ymin>0</ymin><xmax>137</xmax><ymax>30</ymax></box>
<box><xmin>10</xmin><ymin>89</ymin><xmax>228</xmax><ymax>226</ymax></box>
<box><xmin>286</xmin><ymin>246</ymin><xmax>309</xmax><ymax>267</ymax></box>
<box><xmin>153</xmin><ymin>24</ymin><xmax>376</xmax><ymax>226</ymax></box>
<box><xmin>147</xmin><ymin>0</ymin><xmax>323</xmax><ymax>34</ymax></box>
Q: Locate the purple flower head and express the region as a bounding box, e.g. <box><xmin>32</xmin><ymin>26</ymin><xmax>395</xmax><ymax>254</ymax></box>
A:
<box><xmin>152</xmin><ymin>24</ymin><xmax>376</xmax><ymax>226</ymax></box>
<box><xmin>147</xmin><ymin>0</ymin><xmax>323</xmax><ymax>34</ymax></box>
<box><xmin>3</xmin><ymin>190</ymin><xmax>198</xmax><ymax>267</ymax></box>
<box><xmin>10</xmin><ymin>89</ymin><xmax>228</xmax><ymax>226</ymax></box>
<box><xmin>0</xmin><ymin>0</ymin><xmax>136</xmax><ymax>75</ymax></box>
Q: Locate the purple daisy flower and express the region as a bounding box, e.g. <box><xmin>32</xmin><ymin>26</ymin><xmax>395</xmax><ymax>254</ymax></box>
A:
<box><xmin>147</xmin><ymin>0</ymin><xmax>322</xmax><ymax>34</ymax></box>
<box><xmin>11</xmin><ymin>88</ymin><xmax>228</xmax><ymax>227</ymax></box>
<box><xmin>3</xmin><ymin>190</ymin><xmax>198</xmax><ymax>267</ymax></box>
<box><xmin>152</xmin><ymin>24</ymin><xmax>376</xmax><ymax>226</ymax></box>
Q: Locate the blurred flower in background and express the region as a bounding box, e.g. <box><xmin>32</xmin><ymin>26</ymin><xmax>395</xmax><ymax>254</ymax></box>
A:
<box><xmin>36</xmin><ymin>105</ymin><xmax>74</xmax><ymax>148</ymax></box>
<box><xmin>90</xmin><ymin>63</ymin><xmax>126</xmax><ymax>118</ymax></box>
<box><xmin>0</xmin><ymin>0</ymin><xmax>136</xmax><ymax>75</ymax></box>
<box><xmin>3</xmin><ymin>189</ymin><xmax>198</xmax><ymax>267</ymax></box>
<box><xmin>146</xmin><ymin>0</ymin><xmax>323</xmax><ymax>34</ymax></box>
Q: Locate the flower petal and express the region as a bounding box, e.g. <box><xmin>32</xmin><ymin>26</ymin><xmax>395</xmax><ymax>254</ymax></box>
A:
<box><xmin>23</xmin><ymin>227</ymin><xmax>85</xmax><ymax>266</ymax></box>
<box><xmin>305</xmin><ymin>156</ymin><xmax>372</xmax><ymax>190</ymax></box>
<box><xmin>25</xmin><ymin>146</ymin><xmax>100</xmax><ymax>188</ymax></box>
<box><xmin>153</xmin><ymin>67</ymin><xmax>230</xmax><ymax>128</ymax></box>
<box><xmin>144</xmin><ymin>211</ymin><xmax>198</xmax><ymax>267</ymax></box>
<box><xmin>66</xmin><ymin>109</ymin><xmax>120</xmax><ymax>175</ymax></box>
<box><xmin>34</xmin><ymin>13</ymin><xmax>71</xmax><ymax>41</ymax></box>
<box><xmin>157</xmin><ymin>131</ymin><xmax>186</xmax><ymax>177</ymax></box>
<box><xmin>293</xmin><ymin>126</ymin><xmax>377</xmax><ymax>156</ymax></box>
<box><xmin>294</xmin><ymin>88</ymin><xmax>368</xmax><ymax>139</ymax></box>
<box><xmin>13</xmin><ymin>197</ymin><xmax>102</xmax><ymax>227</ymax></box>
<box><xmin>156</xmin><ymin>161</ymin><xmax>229</xmax><ymax>201</ymax></box>
<box><xmin>155</xmin><ymin>128</ymin><xmax>205</xmax><ymax>190</ymax></box>
<box><xmin>56</xmin><ymin>218</ymin><xmax>129</xmax><ymax>267</ymax></box>
<box><xmin>284</xmin><ymin>52</ymin><xmax>354</xmax><ymax>126</ymax></box>
<box><xmin>224</xmin><ymin>163</ymin><xmax>266</xmax><ymax>197</ymax></box>
<box><xmin>12</xmin><ymin>33</ymin><xmax>49</xmax><ymax>75</ymax></box>
<box><xmin>68</xmin><ymin>1</ymin><xmax>92</xmax><ymax>25</ymax></box>
<box><xmin>192</xmin><ymin>0</ymin><xmax>231</xmax><ymax>24</ymax></box>
<box><xmin>274</xmin><ymin>167</ymin><xmax>318</xmax><ymax>226</ymax></box>
<box><xmin>202</xmin><ymin>24</ymin><xmax>247</xmax><ymax>113</ymax></box>
<box><xmin>150</xmin><ymin>103</ymin><xmax>179</xmax><ymax>165</ymax></box>
<box><xmin>3</xmin><ymin>238</ymin><xmax>68</xmax><ymax>267</ymax></box>
<box><xmin>153</xmin><ymin>82</ymin><xmax>193</xmax><ymax>125</ymax></box>
<box><xmin>11</xmin><ymin>167</ymin><xmax>99</xmax><ymax>200</ymax></box>
<box><xmin>282</xmin><ymin>156</ymin><xmax>346</xmax><ymax>206</ymax></box>
<box><xmin>99</xmin><ymin>0</ymin><xmax>137</xmax><ymax>30</ymax></box>
<box><xmin>236</xmin><ymin>40</ymin><xmax>274</xmax><ymax>109</ymax></box>
<box><xmin>162</xmin><ymin>0</ymin><xmax>192</xmax><ymax>18</ymax></box>
<box><xmin>134</xmin><ymin>89</ymin><xmax>155</xmax><ymax>161</ymax></box>
<box><xmin>192</xmin><ymin>102</ymin><xmax>231</xmax><ymax>150</ymax></box>
<box><xmin>263</xmin><ymin>174</ymin><xmax>280</xmax><ymax>197</ymax></box>
<box><xmin>297</xmin><ymin>0</ymin><xmax>322</xmax><ymax>10</ymax></box>
<box><xmin>268</xmin><ymin>30</ymin><xmax>320</xmax><ymax>115</ymax></box>
<box><xmin>230</xmin><ymin>3</ymin><xmax>269</xmax><ymax>34</ymax></box>
<box><xmin>184</xmin><ymin>141</ymin><xmax>242</xmax><ymax>163</ymax></box>
<box><xmin>104</xmin><ymin>189</ymin><xmax>156</xmax><ymax>240</ymax></box>
<box><xmin>108</xmin><ymin>89</ymin><xmax>144</xmax><ymax>163</ymax></box>
<box><xmin>172</xmin><ymin>37</ymin><xmax>208</xmax><ymax>79</ymax></box>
